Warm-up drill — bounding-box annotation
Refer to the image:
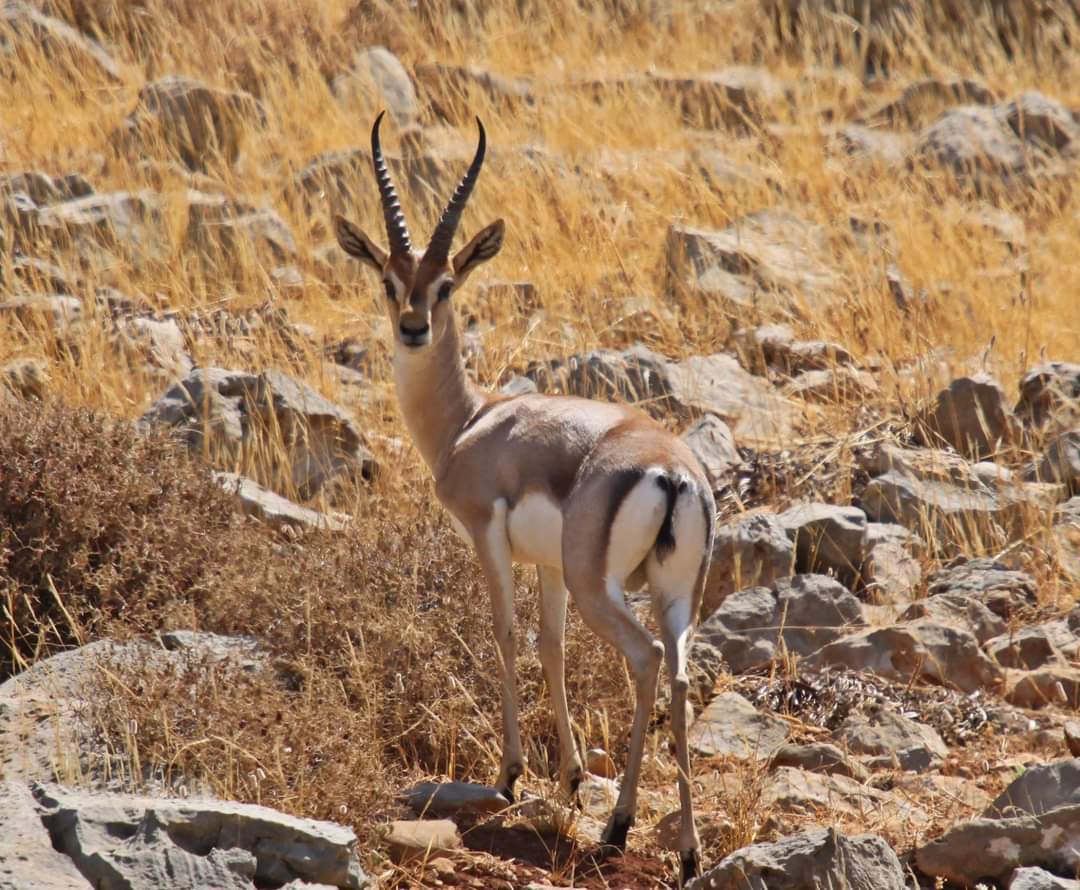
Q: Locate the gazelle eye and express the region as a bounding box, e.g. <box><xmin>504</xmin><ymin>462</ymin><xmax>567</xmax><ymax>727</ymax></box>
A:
<box><xmin>437</xmin><ymin>282</ymin><xmax>452</xmax><ymax>301</ymax></box>
<box><xmin>383</xmin><ymin>280</ymin><xmax>396</xmax><ymax>301</ymax></box>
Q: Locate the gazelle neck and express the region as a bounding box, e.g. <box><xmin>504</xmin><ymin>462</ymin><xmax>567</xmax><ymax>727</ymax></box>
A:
<box><xmin>392</xmin><ymin>311</ymin><xmax>484</xmax><ymax>474</ymax></box>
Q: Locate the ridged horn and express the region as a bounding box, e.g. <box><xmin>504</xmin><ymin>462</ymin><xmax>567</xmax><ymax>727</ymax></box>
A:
<box><xmin>371</xmin><ymin>110</ymin><xmax>413</xmax><ymax>256</ymax></box>
<box><xmin>425</xmin><ymin>117</ymin><xmax>486</xmax><ymax>262</ymax></box>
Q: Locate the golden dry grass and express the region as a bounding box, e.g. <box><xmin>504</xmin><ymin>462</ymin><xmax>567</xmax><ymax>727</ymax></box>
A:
<box><xmin>3</xmin><ymin>0</ymin><xmax>1080</xmax><ymax>885</ymax></box>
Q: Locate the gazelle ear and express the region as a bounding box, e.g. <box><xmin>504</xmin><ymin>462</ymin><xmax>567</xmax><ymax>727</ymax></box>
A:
<box><xmin>334</xmin><ymin>214</ymin><xmax>388</xmax><ymax>271</ymax></box>
<box><xmin>453</xmin><ymin>219</ymin><xmax>505</xmax><ymax>281</ymax></box>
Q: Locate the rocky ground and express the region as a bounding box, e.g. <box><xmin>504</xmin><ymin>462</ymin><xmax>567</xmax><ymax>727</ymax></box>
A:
<box><xmin>3</xmin><ymin>0</ymin><xmax>1080</xmax><ymax>888</ymax></box>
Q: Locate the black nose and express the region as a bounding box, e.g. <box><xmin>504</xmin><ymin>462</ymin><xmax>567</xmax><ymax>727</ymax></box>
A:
<box><xmin>400</xmin><ymin>322</ymin><xmax>430</xmax><ymax>344</ymax></box>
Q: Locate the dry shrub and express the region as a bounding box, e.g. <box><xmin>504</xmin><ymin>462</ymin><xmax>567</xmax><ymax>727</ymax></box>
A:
<box><xmin>0</xmin><ymin>398</ymin><xmax>634</xmax><ymax>842</ymax></box>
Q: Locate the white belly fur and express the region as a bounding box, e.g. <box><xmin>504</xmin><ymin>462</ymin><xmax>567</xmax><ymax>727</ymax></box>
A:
<box><xmin>507</xmin><ymin>492</ymin><xmax>564</xmax><ymax>567</ymax></box>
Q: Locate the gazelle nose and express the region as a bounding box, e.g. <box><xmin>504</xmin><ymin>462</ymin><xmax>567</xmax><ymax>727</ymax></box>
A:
<box><xmin>399</xmin><ymin>321</ymin><xmax>430</xmax><ymax>345</ymax></box>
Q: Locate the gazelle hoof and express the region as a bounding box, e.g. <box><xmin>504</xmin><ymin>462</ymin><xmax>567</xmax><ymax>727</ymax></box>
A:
<box><xmin>680</xmin><ymin>848</ymin><xmax>702</xmax><ymax>885</ymax></box>
<box><xmin>600</xmin><ymin>812</ymin><xmax>633</xmax><ymax>852</ymax></box>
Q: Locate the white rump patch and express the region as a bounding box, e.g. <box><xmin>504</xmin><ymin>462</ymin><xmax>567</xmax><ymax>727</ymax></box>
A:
<box><xmin>605</xmin><ymin>468</ymin><xmax>668</xmax><ymax>581</ymax></box>
<box><xmin>508</xmin><ymin>492</ymin><xmax>564</xmax><ymax>567</ymax></box>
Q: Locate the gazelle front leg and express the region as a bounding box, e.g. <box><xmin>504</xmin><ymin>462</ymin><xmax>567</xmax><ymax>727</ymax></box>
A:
<box><xmin>473</xmin><ymin>500</ymin><xmax>526</xmax><ymax>800</ymax></box>
<box><xmin>538</xmin><ymin>565</ymin><xmax>583</xmax><ymax>797</ymax></box>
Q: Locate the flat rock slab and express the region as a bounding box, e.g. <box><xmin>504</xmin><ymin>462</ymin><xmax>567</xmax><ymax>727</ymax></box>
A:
<box><xmin>768</xmin><ymin>742</ymin><xmax>869</xmax><ymax>781</ymax></box>
<box><xmin>916</xmin><ymin>805</ymin><xmax>1080</xmax><ymax>885</ymax></box>
<box><xmin>1010</xmin><ymin>867</ymin><xmax>1080</xmax><ymax>890</ymax></box>
<box><xmin>689</xmin><ymin>691</ymin><xmax>789</xmax><ymax>759</ymax></box>
<box><xmin>833</xmin><ymin>706</ymin><xmax>948</xmax><ymax>773</ymax></box>
<box><xmin>760</xmin><ymin>767</ymin><xmax>928</xmax><ymax>828</ymax></box>
<box><xmin>404</xmin><ymin>781</ymin><xmax>510</xmax><ymax>817</ymax></box>
<box><xmin>688</xmin><ymin>826</ymin><xmax>906</xmax><ymax>890</ymax></box>
<box><xmin>0</xmin><ymin>782</ymin><xmax>92</xmax><ymax>890</ymax></box>
<box><xmin>34</xmin><ymin>783</ymin><xmax>368</xmax><ymax>889</ymax></box>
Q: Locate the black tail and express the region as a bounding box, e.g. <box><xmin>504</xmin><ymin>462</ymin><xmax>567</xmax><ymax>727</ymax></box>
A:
<box><xmin>654</xmin><ymin>474</ymin><xmax>688</xmax><ymax>563</ymax></box>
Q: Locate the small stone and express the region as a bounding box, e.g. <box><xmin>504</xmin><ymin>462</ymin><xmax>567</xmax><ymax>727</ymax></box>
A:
<box><xmin>833</xmin><ymin>706</ymin><xmax>948</xmax><ymax>773</ymax></box>
<box><xmin>383</xmin><ymin>820</ymin><xmax>461</xmax><ymax>864</ymax></box>
<box><xmin>704</xmin><ymin>513</ymin><xmax>794</xmax><ymax>615</ymax></box>
<box><xmin>681</xmin><ymin>414</ymin><xmax>740</xmax><ymax>490</ymax></box>
<box><xmin>404</xmin><ymin>781</ymin><xmax>509</xmax><ymax>817</ymax></box>
<box><xmin>917</xmin><ymin>374</ymin><xmax>1019</xmax><ymax>459</ymax></box>
<box><xmin>1009</xmin><ymin>866</ymin><xmax>1080</xmax><ymax>890</ymax></box>
<box><xmin>585</xmin><ymin>748</ymin><xmax>617</xmax><ymax>779</ymax></box>
<box><xmin>768</xmin><ymin>742</ymin><xmax>869</xmax><ymax>781</ymax></box>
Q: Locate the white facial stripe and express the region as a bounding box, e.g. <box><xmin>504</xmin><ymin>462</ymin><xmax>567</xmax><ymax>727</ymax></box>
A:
<box><xmin>428</xmin><ymin>274</ymin><xmax>454</xmax><ymax>301</ymax></box>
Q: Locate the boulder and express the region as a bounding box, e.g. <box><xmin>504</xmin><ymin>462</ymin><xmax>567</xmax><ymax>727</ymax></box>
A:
<box><xmin>214</xmin><ymin>472</ymin><xmax>346</xmax><ymax>532</ymax></box>
<box><xmin>688</xmin><ymin>827</ymin><xmax>906</xmax><ymax>890</ymax></box>
<box><xmin>666</xmin><ymin>209</ymin><xmax>843</xmax><ymax>322</ymax></box>
<box><xmin>1010</xmin><ymin>867</ymin><xmax>1080</xmax><ymax>890</ymax></box>
<box><xmin>1015</xmin><ymin>362</ymin><xmax>1080</xmax><ymax>433</ymax></box>
<box><xmin>333</xmin><ymin>47</ymin><xmax>418</xmax><ymax>127</ymax></box>
<box><xmin>733</xmin><ymin>324</ymin><xmax>856</xmax><ymax>377</ymax></box>
<box><xmin>808</xmin><ymin>620</ymin><xmax>1003</xmax><ymax>693</ymax></box>
<box><xmin>1006</xmin><ymin>666</ymin><xmax>1080</xmax><ymax>710</ymax></box>
<box><xmin>115</xmin><ymin>76</ymin><xmax>268</xmax><ymax>171</ymax></box>
<box><xmin>768</xmin><ymin>742</ymin><xmax>869</xmax><ymax>781</ymax></box>
<box><xmin>863</xmin><ymin>522</ymin><xmax>922</xmax><ymax>603</ymax></box>
<box><xmin>703</xmin><ymin>513</ymin><xmax>794</xmax><ymax>614</ymax></box>
<box><xmin>0</xmin><ymin>170</ymin><xmax>94</xmax><ymax>206</ymax></box>
<box><xmin>694</xmin><ymin>574</ymin><xmax>865</xmax><ymax>676</ymax></box>
<box><xmin>985</xmin><ymin>626</ymin><xmax>1064</xmax><ymax>670</ymax></box>
<box><xmin>111</xmin><ymin>316</ymin><xmax>194</xmax><ymax>384</ymax></box>
<box><xmin>33</xmin><ymin>783</ymin><xmax>368</xmax><ymax>888</ymax></box>
<box><xmin>186</xmin><ymin>191</ymin><xmax>297</xmax><ymax>265</ymax></box>
<box><xmin>1057</xmin><ymin>497</ymin><xmax>1080</xmax><ymax>581</ymax></box>
<box><xmin>832</xmin><ymin>706</ymin><xmax>948</xmax><ymax>772</ymax></box>
<box><xmin>916</xmin><ymin>375</ymin><xmax>1019</xmax><ymax>459</ymax></box>
<box><xmin>139</xmin><ymin>367</ymin><xmax>375</xmax><ymax>500</ymax></box>
<box><xmin>681</xmin><ymin>414</ymin><xmax>741</xmax><ymax>489</ymax></box>
<box><xmin>916</xmin><ymin>805</ymin><xmax>1080</xmax><ymax>885</ymax></box>
<box><xmin>759</xmin><ymin>767</ymin><xmax>927</xmax><ymax>826</ymax></box>
<box><xmin>415</xmin><ymin>62</ymin><xmax>533</xmax><ymax>122</ymax></box>
<box><xmin>0</xmin><ymin>1</ymin><xmax>120</xmax><ymax>82</ymax></box>
<box><xmin>914</xmin><ymin>105</ymin><xmax>1028</xmax><ymax>190</ymax></box>
<box><xmin>689</xmin><ymin>691</ymin><xmax>789</xmax><ymax>759</ymax></box>
<box><xmin>523</xmin><ymin>345</ymin><xmax>674</xmax><ymax>413</ymax></box>
<box><xmin>1004</xmin><ymin>92</ymin><xmax>1079</xmax><ymax>153</ymax></box>
<box><xmin>832</xmin><ymin>124</ymin><xmax>913</xmax><ymax>167</ymax></box>
<box><xmin>1027</xmin><ymin>430</ymin><xmax>1080</xmax><ymax>495</ymax></box>
<box><xmin>926</xmin><ymin>558</ymin><xmax>1037</xmax><ymax>619</ymax></box>
<box><xmin>0</xmin><ymin>294</ymin><xmax>82</xmax><ymax>331</ymax></box>
<box><xmin>32</xmin><ymin>191</ymin><xmax>168</xmax><ymax>259</ymax></box>
<box><xmin>986</xmin><ymin>758</ymin><xmax>1080</xmax><ymax>818</ymax></box>
<box><xmin>778</xmin><ymin>502</ymin><xmax>869</xmax><ymax>583</ymax></box>
<box><xmin>864</xmin><ymin>77</ymin><xmax>996</xmax><ymax>130</ymax></box>
<box><xmin>899</xmin><ymin>594</ymin><xmax>1006</xmax><ymax>644</ymax></box>
<box><xmin>0</xmin><ymin>782</ymin><xmax>92</xmax><ymax>889</ymax></box>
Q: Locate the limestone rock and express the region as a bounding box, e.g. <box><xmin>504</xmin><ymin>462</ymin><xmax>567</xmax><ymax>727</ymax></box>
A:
<box><xmin>704</xmin><ymin>513</ymin><xmax>794</xmax><ymax>614</ymax></box>
<box><xmin>916</xmin><ymin>805</ymin><xmax>1080</xmax><ymax>885</ymax></box>
<box><xmin>681</xmin><ymin>414</ymin><xmax>741</xmax><ymax>489</ymax></box>
<box><xmin>784</xmin><ymin>367</ymin><xmax>879</xmax><ymax>403</ymax></box>
<box><xmin>926</xmin><ymin>558</ymin><xmax>1037</xmax><ymax>619</ymax></box>
<box><xmin>32</xmin><ymin>190</ymin><xmax>168</xmax><ymax>259</ymax></box>
<box><xmin>1004</xmin><ymin>92</ymin><xmax>1079</xmax><ymax>153</ymax></box>
<box><xmin>985</xmin><ymin>627</ymin><xmax>1064</xmax><ymax>670</ymax></box>
<box><xmin>914</xmin><ymin>105</ymin><xmax>1028</xmax><ymax>189</ymax></box>
<box><xmin>139</xmin><ymin>367</ymin><xmax>376</xmax><ymax>499</ymax></box>
<box><xmin>778</xmin><ymin>502</ymin><xmax>869</xmax><ymax>584</ymax></box>
<box><xmin>403</xmin><ymin>781</ymin><xmax>509</xmax><ymax>817</ymax></box>
<box><xmin>900</xmin><ymin>593</ymin><xmax>1006</xmax><ymax>644</ymax></box>
<box><xmin>0</xmin><ymin>1</ymin><xmax>120</xmax><ymax>82</ymax></box>
<box><xmin>111</xmin><ymin>316</ymin><xmax>194</xmax><ymax>384</ymax></box>
<box><xmin>689</xmin><ymin>691</ymin><xmax>789</xmax><ymax>759</ymax></box>
<box><xmin>186</xmin><ymin>191</ymin><xmax>297</xmax><ymax>265</ymax></box>
<box><xmin>416</xmin><ymin>62</ymin><xmax>533</xmax><ymax>123</ymax></box>
<box><xmin>333</xmin><ymin>47</ymin><xmax>418</xmax><ymax>127</ymax></box>
<box><xmin>863</xmin><ymin>522</ymin><xmax>922</xmax><ymax>603</ymax></box>
<box><xmin>0</xmin><ymin>782</ymin><xmax>92</xmax><ymax>889</ymax></box>
<box><xmin>694</xmin><ymin>574</ymin><xmax>864</xmax><ymax>677</ymax></box>
<box><xmin>864</xmin><ymin>77</ymin><xmax>996</xmax><ymax>130</ymax></box>
<box><xmin>0</xmin><ymin>170</ymin><xmax>94</xmax><ymax>206</ymax></box>
<box><xmin>215</xmin><ymin>472</ymin><xmax>346</xmax><ymax>532</ymax></box>
<box><xmin>1027</xmin><ymin>430</ymin><xmax>1080</xmax><ymax>496</ymax></box>
<box><xmin>1006</xmin><ymin>666</ymin><xmax>1080</xmax><ymax>710</ymax></box>
<box><xmin>759</xmin><ymin>767</ymin><xmax>927</xmax><ymax>826</ymax></box>
<box><xmin>916</xmin><ymin>374</ymin><xmax>1019</xmax><ymax>459</ymax></box>
<box><xmin>768</xmin><ymin>742</ymin><xmax>869</xmax><ymax>781</ymax></box>
<box><xmin>688</xmin><ymin>827</ymin><xmax>906</xmax><ymax>890</ymax></box>
<box><xmin>1009</xmin><ymin>867</ymin><xmax>1080</xmax><ymax>890</ymax></box>
<box><xmin>986</xmin><ymin>758</ymin><xmax>1080</xmax><ymax>817</ymax></box>
<box><xmin>666</xmin><ymin>209</ymin><xmax>843</xmax><ymax>322</ymax></box>
<box><xmin>34</xmin><ymin>783</ymin><xmax>367</xmax><ymax>889</ymax></box>
<box><xmin>833</xmin><ymin>706</ymin><xmax>948</xmax><ymax>772</ymax></box>
<box><xmin>116</xmin><ymin>76</ymin><xmax>267</xmax><ymax>171</ymax></box>
<box><xmin>0</xmin><ymin>294</ymin><xmax>82</xmax><ymax>331</ymax></box>
<box><xmin>382</xmin><ymin>820</ymin><xmax>460</xmax><ymax>864</ymax></box>
<box><xmin>1066</xmin><ymin>722</ymin><xmax>1080</xmax><ymax>757</ymax></box>
<box><xmin>1016</xmin><ymin>362</ymin><xmax>1080</xmax><ymax>433</ymax></box>
<box><xmin>808</xmin><ymin>620</ymin><xmax>1003</xmax><ymax>693</ymax></box>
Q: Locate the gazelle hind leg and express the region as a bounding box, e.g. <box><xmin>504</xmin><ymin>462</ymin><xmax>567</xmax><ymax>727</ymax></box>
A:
<box><xmin>473</xmin><ymin>501</ymin><xmax>526</xmax><ymax>800</ymax></box>
<box><xmin>646</xmin><ymin>495</ymin><xmax>710</xmax><ymax>884</ymax></box>
<box><xmin>537</xmin><ymin>565</ymin><xmax>582</xmax><ymax>796</ymax></box>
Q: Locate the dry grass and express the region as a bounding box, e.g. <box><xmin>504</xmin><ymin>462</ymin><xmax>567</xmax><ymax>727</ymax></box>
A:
<box><xmin>3</xmin><ymin>0</ymin><xmax>1080</xmax><ymax>884</ymax></box>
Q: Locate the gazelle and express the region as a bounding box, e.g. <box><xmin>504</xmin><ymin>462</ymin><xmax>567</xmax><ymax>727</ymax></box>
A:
<box><xmin>334</xmin><ymin>111</ymin><xmax>716</xmax><ymax>883</ymax></box>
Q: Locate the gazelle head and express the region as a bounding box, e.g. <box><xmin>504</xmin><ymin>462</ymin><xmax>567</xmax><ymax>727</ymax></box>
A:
<box><xmin>334</xmin><ymin>111</ymin><xmax>505</xmax><ymax>351</ymax></box>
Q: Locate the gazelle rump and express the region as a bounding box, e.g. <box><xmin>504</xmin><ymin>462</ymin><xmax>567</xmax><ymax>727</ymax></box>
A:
<box><xmin>334</xmin><ymin>111</ymin><xmax>716</xmax><ymax>883</ymax></box>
